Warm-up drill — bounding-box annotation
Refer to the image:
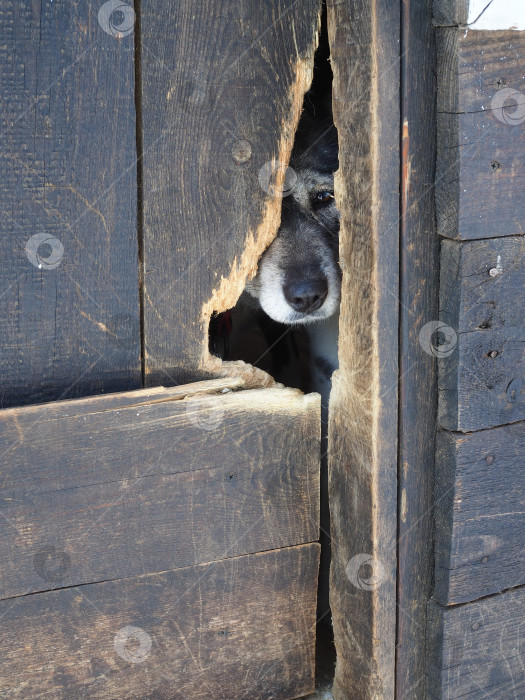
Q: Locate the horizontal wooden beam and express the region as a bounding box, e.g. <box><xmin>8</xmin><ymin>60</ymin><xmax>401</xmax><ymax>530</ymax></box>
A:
<box><xmin>434</xmin><ymin>421</ymin><xmax>525</xmax><ymax>604</ymax></box>
<box><xmin>0</xmin><ymin>545</ymin><xmax>319</xmax><ymax>699</ymax></box>
<box><xmin>438</xmin><ymin>236</ymin><xmax>524</xmax><ymax>431</ymax></box>
<box><xmin>0</xmin><ymin>384</ymin><xmax>319</xmax><ymax>599</ymax></box>
<box><xmin>436</xmin><ymin>28</ymin><xmax>525</xmax><ymax>240</ymax></box>
<box><xmin>427</xmin><ymin>585</ymin><xmax>525</xmax><ymax>698</ymax></box>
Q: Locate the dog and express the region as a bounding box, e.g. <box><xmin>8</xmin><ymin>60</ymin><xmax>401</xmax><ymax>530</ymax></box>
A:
<box><xmin>239</xmin><ymin>101</ymin><xmax>340</xmax><ymax>625</ymax></box>
<box><xmin>244</xmin><ymin>103</ymin><xmax>340</xmax><ymax>398</ymax></box>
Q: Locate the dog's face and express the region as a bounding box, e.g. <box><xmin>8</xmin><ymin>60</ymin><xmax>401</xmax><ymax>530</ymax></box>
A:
<box><xmin>246</xmin><ymin>111</ymin><xmax>340</xmax><ymax>325</ymax></box>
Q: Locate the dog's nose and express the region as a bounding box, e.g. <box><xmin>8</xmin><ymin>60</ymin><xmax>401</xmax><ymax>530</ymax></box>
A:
<box><xmin>283</xmin><ymin>277</ymin><xmax>328</xmax><ymax>313</ymax></box>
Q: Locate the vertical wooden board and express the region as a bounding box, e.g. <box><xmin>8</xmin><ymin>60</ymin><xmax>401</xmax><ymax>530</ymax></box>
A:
<box><xmin>140</xmin><ymin>0</ymin><xmax>322</xmax><ymax>385</ymax></box>
<box><xmin>0</xmin><ymin>1</ymin><xmax>141</xmax><ymax>407</ymax></box>
<box><xmin>432</xmin><ymin>0</ymin><xmax>470</xmax><ymax>26</ymax></box>
<box><xmin>434</xmin><ymin>423</ymin><xmax>525</xmax><ymax>604</ymax></box>
<box><xmin>427</xmin><ymin>587</ymin><xmax>525</xmax><ymax>699</ymax></box>
<box><xmin>0</xmin><ymin>545</ymin><xmax>320</xmax><ymax>699</ymax></box>
<box><xmin>436</xmin><ymin>27</ymin><xmax>525</xmax><ymax>240</ymax></box>
<box><xmin>397</xmin><ymin>0</ymin><xmax>439</xmax><ymax>697</ymax></box>
<box><xmin>0</xmin><ymin>386</ymin><xmax>320</xmax><ymax>598</ymax></box>
<box><xmin>439</xmin><ymin>237</ymin><xmax>525</xmax><ymax>431</ymax></box>
<box><xmin>327</xmin><ymin>0</ymin><xmax>399</xmax><ymax>698</ymax></box>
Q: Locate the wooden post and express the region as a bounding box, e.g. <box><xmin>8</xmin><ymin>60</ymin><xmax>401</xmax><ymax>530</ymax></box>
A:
<box><xmin>327</xmin><ymin>1</ymin><xmax>400</xmax><ymax>697</ymax></box>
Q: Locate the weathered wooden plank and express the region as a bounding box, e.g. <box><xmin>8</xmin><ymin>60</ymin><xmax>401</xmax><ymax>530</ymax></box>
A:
<box><xmin>327</xmin><ymin>0</ymin><xmax>399</xmax><ymax>697</ymax></box>
<box><xmin>140</xmin><ymin>0</ymin><xmax>322</xmax><ymax>385</ymax></box>
<box><xmin>397</xmin><ymin>0</ymin><xmax>439</xmax><ymax>697</ymax></box>
<box><xmin>0</xmin><ymin>376</ymin><xmax>244</xmax><ymax>422</ymax></box>
<box><xmin>440</xmin><ymin>236</ymin><xmax>525</xmax><ymax>333</ymax></box>
<box><xmin>436</xmin><ymin>27</ymin><xmax>525</xmax><ymax>240</ymax></box>
<box><xmin>0</xmin><ymin>545</ymin><xmax>319</xmax><ymax>699</ymax></box>
<box><xmin>0</xmin><ymin>385</ymin><xmax>320</xmax><ymax>599</ymax></box>
<box><xmin>433</xmin><ymin>0</ymin><xmax>470</xmax><ymax>26</ymax></box>
<box><xmin>427</xmin><ymin>586</ymin><xmax>525</xmax><ymax>699</ymax></box>
<box><xmin>0</xmin><ymin>0</ymin><xmax>140</xmax><ymax>408</ymax></box>
<box><xmin>434</xmin><ymin>422</ymin><xmax>525</xmax><ymax>604</ymax></box>
<box><xmin>439</xmin><ymin>237</ymin><xmax>524</xmax><ymax>431</ymax></box>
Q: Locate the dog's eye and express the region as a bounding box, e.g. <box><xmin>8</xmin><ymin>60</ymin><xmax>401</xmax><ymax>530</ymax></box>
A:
<box><xmin>313</xmin><ymin>191</ymin><xmax>334</xmax><ymax>208</ymax></box>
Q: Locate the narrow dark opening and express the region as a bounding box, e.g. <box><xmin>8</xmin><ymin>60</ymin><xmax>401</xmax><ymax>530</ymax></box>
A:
<box><xmin>133</xmin><ymin>0</ymin><xmax>146</xmax><ymax>388</ymax></box>
<box><xmin>209</xmin><ymin>4</ymin><xmax>338</xmax><ymax>696</ymax></box>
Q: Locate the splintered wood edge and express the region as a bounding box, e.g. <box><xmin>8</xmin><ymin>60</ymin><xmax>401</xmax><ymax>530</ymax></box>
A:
<box><xmin>182</xmin><ymin>385</ymin><xmax>321</xmax><ymax>414</ymax></box>
<box><xmin>0</xmin><ymin>380</ymin><xmax>320</xmax><ymax>423</ymax></box>
<box><xmin>0</xmin><ymin>377</ymin><xmax>246</xmax><ymax>419</ymax></box>
<box><xmin>200</xmin><ymin>42</ymin><xmax>321</xmax><ymax>385</ymax></box>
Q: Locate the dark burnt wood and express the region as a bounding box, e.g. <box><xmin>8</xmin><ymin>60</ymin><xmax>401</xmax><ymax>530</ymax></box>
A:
<box><xmin>439</xmin><ymin>237</ymin><xmax>525</xmax><ymax>431</ymax></box>
<box><xmin>0</xmin><ymin>385</ymin><xmax>320</xmax><ymax>599</ymax></box>
<box><xmin>436</xmin><ymin>28</ymin><xmax>525</xmax><ymax>240</ymax></box>
<box><xmin>139</xmin><ymin>0</ymin><xmax>322</xmax><ymax>385</ymax></box>
<box><xmin>0</xmin><ymin>0</ymin><xmax>140</xmax><ymax>408</ymax></box>
<box><xmin>427</xmin><ymin>586</ymin><xmax>525</xmax><ymax>699</ymax></box>
<box><xmin>397</xmin><ymin>0</ymin><xmax>439</xmax><ymax>697</ymax></box>
<box><xmin>0</xmin><ymin>545</ymin><xmax>319</xmax><ymax>699</ymax></box>
<box><xmin>434</xmin><ymin>422</ymin><xmax>525</xmax><ymax>604</ymax></box>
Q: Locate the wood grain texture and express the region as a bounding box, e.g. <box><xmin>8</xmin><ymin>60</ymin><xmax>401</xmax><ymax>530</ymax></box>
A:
<box><xmin>434</xmin><ymin>422</ymin><xmax>525</xmax><ymax>604</ymax></box>
<box><xmin>436</xmin><ymin>28</ymin><xmax>525</xmax><ymax>240</ymax></box>
<box><xmin>433</xmin><ymin>0</ymin><xmax>470</xmax><ymax>26</ymax></box>
<box><xmin>0</xmin><ymin>545</ymin><xmax>320</xmax><ymax>699</ymax></box>
<box><xmin>140</xmin><ymin>0</ymin><xmax>322</xmax><ymax>386</ymax></box>
<box><xmin>0</xmin><ymin>0</ymin><xmax>140</xmax><ymax>408</ymax></box>
<box><xmin>439</xmin><ymin>237</ymin><xmax>525</xmax><ymax>431</ymax></box>
<box><xmin>327</xmin><ymin>0</ymin><xmax>400</xmax><ymax>697</ymax></box>
<box><xmin>397</xmin><ymin>0</ymin><xmax>439</xmax><ymax>697</ymax></box>
<box><xmin>427</xmin><ymin>586</ymin><xmax>525</xmax><ymax>699</ymax></box>
<box><xmin>0</xmin><ymin>385</ymin><xmax>320</xmax><ymax>599</ymax></box>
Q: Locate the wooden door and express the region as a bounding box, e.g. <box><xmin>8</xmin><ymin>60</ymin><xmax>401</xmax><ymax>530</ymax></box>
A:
<box><xmin>0</xmin><ymin>1</ymin><xmax>323</xmax><ymax>697</ymax></box>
